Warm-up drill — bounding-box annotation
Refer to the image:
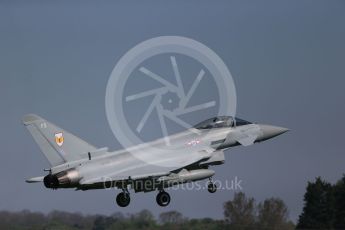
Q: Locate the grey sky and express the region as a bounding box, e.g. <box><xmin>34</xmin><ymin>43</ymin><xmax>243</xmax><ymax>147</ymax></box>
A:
<box><xmin>0</xmin><ymin>0</ymin><xmax>344</xmax><ymax>222</ymax></box>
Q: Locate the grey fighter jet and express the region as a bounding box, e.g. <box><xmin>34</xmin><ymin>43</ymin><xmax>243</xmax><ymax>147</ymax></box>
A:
<box><xmin>23</xmin><ymin>114</ymin><xmax>288</xmax><ymax>207</ymax></box>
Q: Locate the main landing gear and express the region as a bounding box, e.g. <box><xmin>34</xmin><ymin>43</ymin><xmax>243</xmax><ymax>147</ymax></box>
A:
<box><xmin>116</xmin><ymin>189</ymin><xmax>130</xmax><ymax>207</ymax></box>
<box><xmin>115</xmin><ymin>189</ymin><xmax>171</xmax><ymax>207</ymax></box>
<box><xmin>156</xmin><ymin>190</ymin><xmax>171</xmax><ymax>207</ymax></box>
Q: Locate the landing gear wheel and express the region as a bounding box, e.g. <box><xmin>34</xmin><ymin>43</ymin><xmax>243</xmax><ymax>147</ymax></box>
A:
<box><xmin>156</xmin><ymin>191</ymin><xmax>171</xmax><ymax>207</ymax></box>
<box><xmin>116</xmin><ymin>192</ymin><xmax>130</xmax><ymax>207</ymax></box>
<box><xmin>208</xmin><ymin>182</ymin><xmax>217</xmax><ymax>193</ymax></box>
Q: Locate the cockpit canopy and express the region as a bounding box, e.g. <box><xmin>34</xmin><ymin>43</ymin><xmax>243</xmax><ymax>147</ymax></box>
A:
<box><xmin>194</xmin><ymin>116</ymin><xmax>252</xmax><ymax>130</ymax></box>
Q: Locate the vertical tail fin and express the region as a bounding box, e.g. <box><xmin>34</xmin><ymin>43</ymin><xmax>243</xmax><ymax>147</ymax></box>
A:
<box><xmin>22</xmin><ymin>114</ymin><xmax>97</xmax><ymax>166</ymax></box>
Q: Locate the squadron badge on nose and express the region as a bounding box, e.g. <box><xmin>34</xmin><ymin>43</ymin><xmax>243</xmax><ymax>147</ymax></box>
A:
<box><xmin>55</xmin><ymin>132</ymin><xmax>64</xmax><ymax>147</ymax></box>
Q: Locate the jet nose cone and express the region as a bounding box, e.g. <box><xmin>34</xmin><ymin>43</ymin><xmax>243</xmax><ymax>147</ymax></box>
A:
<box><xmin>258</xmin><ymin>125</ymin><xmax>289</xmax><ymax>142</ymax></box>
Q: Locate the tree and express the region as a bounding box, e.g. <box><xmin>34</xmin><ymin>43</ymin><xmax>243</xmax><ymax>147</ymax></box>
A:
<box><xmin>223</xmin><ymin>192</ymin><xmax>256</xmax><ymax>230</ymax></box>
<box><xmin>93</xmin><ymin>215</ymin><xmax>116</xmax><ymax>230</ymax></box>
<box><xmin>129</xmin><ymin>209</ymin><xmax>156</xmax><ymax>229</ymax></box>
<box><xmin>333</xmin><ymin>175</ymin><xmax>345</xmax><ymax>229</ymax></box>
<box><xmin>159</xmin><ymin>211</ymin><xmax>186</xmax><ymax>224</ymax></box>
<box><xmin>297</xmin><ymin>177</ymin><xmax>334</xmax><ymax>229</ymax></box>
<box><xmin>257</xmin><ymin>198</ymin><xmax>293</xmax><ymax>230</ymax></box>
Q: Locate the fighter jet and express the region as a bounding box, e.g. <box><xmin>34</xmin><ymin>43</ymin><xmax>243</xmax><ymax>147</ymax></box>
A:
<box><xmin>23</xmin><ymin>114</ymin><xmax>288</xmax><ymax>207</ymax></box>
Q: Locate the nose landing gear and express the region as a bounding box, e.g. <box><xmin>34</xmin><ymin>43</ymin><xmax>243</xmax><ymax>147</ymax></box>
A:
<box><xmin>207</xmin><ymin>178</ymin><xmax>217</xmax><ymax>193</ymax></box>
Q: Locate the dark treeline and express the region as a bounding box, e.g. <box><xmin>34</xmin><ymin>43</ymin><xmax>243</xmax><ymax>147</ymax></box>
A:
<box><xmin>0</xmin><ymin>192</ymin><xmax>295</xmax><ymax>230</ymax></box>
<box><xmin>297</xmin><ymin>175</ymin><xmax>345</xmax><ymax>229</ymax></box>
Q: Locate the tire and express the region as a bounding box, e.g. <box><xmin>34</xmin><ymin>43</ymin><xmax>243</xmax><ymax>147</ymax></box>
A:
<box><xmin>156</xmin><ymin>191</ymin><xmax>171</xmax><ymax>207</ymax></box>
<box><xmin>207</xmin><ymin>182</ymin><xmax>217</xmax><ymax>193</ymax></box>
<box><xmin>116</xmin><ymin>192</ymin><xmax>130</xmax><ymax>207</ymax></box>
